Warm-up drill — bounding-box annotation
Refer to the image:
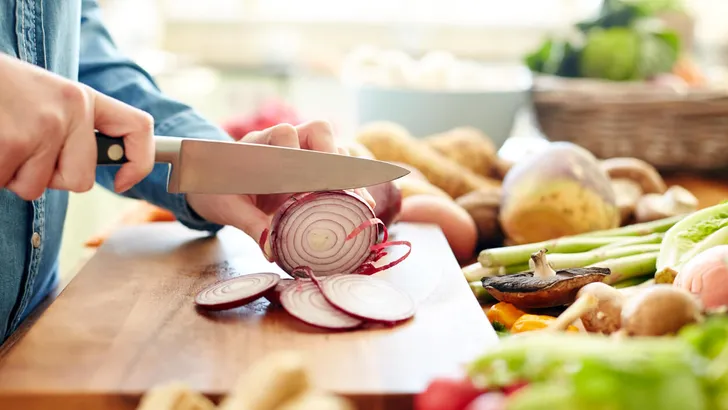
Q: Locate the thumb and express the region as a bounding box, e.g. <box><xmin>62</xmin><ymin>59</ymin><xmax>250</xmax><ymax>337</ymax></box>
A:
<box><xmin>92</xmin><ymin>89</ymin><xmax>155</xmax><ymax>192</ymax></box>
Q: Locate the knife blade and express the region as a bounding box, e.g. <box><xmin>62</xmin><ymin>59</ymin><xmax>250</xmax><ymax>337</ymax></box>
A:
<box><xmin>95</xmin><ymin>131</ymin><xmax>410</xmax><ymax>195</ymax></box>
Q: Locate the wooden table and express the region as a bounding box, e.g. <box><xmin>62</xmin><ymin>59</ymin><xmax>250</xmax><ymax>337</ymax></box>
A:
<box><xmin>0</xmin><ymin>223</ymin><xmax>497</xmax><ymax>410</ymax></box>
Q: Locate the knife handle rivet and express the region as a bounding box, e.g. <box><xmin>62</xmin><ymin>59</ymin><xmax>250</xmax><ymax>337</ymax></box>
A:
<box><xmin>107</xmin><ymin>144</ymin><xmax>124</xmax><ymax>161</ymax></box>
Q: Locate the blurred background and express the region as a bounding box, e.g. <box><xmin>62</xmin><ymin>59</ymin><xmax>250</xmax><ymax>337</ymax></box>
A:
<box><xmin>61</xmin><ymin>0</ymin><xmax>728</xmax><ymax>276</ymax></box>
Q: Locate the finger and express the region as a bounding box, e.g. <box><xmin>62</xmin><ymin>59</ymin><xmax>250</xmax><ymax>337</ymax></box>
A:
<box><xmin>241</xmin><ymin>123</ymin><xmax>300</xmax><ymax>149</ymax></box>
<box><xmin>0</xmin><ymin>136</ymin><xmax>33</xmax><ymax>189</ymax></box>
<box><xmin>295</xmin><ymin>120</ymin><xmax>337</xmax><ymax>153</ymax></box>
<box><xmin>5</xmin><ymin>145</ymin><xmax>58</xmax><ymax>200</ymax></box>
<box><xmin>191</xmin><ymin>194</ymin><xmax>273</xmax><ymax>250</ymax></box>
<box><xmin>47</xmin><ymin>87</ymin><xmax>97</xmax><ymax>193</ymax></box>
<box><xmin>92</xmin><ymin>89</ymin><xmax>155</xmax><ymax>193</ymax></box>
<box><xmin>336</xmin><ymin>146</ymin><xmax>376</xmax><ymax>208</ymax></box>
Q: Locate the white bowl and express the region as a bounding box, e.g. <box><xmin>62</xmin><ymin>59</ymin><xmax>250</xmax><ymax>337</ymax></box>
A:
<box><xmin>349</xmin><ymin>63</ymin><xmax>533</xmax><ymax>147</ymax></box>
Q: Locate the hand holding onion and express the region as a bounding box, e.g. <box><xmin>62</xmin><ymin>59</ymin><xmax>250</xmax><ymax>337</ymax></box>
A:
<box><xmin>186</xmin><ymin>121</ymin><xmax>376</xmax><ymax>246</ymax></box>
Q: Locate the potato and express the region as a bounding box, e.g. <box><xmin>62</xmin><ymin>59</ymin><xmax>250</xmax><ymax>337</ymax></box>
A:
<box><xmin>455</xmin><ymin>187</ymin><xmax>503</xmax><ymax>246</ymax></box>
<box><xmin>355</xmin><ymin>121</ymin><xmax>501</xmax><ymax>199</ymax></box>
<box><xmin>422</xmin><ymin>127</ymin><xmax>498</xmax><ymax>178</ymax></box>
<box><xmin>395</xmin><ymin>177</ymin><xmax>452</xmax><ymax>200</ymax></box>
<box><xmin>399</xmin><ymin>195</ymin><xmax>478</xmax><ymax>262</ymax></box>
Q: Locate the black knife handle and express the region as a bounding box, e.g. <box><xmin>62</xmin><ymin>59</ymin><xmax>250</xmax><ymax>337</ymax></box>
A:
<box><xmin>96</xmin><ymin>131</ymin><xmax>128</xmax><ymax>165</ymax></box>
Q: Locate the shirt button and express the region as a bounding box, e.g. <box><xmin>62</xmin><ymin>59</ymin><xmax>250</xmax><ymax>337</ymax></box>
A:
<box><xmin>31</xmin><ymin>232</ymin><xmax>41</xmax><ymax>249</ymax></box>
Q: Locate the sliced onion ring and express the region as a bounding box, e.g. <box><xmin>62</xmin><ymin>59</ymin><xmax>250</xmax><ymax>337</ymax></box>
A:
<box><xmin>195</xmin><ymin>272</ymin><xmax>280</xmax><ymax>311</ymax></box>
<box><xmin>280</xmin><ymin>280</ymin><xmax>363</xmax><ymax>330</ymax></box>
<box><xmin>269</xmin><ymin>191</ymin><xmax>377</xmax><ymax>276</ymax></box>
<box><xmin>319</xmin><ymin>274</ymin><xmax>416</xmax><ymax>323</ymax></box>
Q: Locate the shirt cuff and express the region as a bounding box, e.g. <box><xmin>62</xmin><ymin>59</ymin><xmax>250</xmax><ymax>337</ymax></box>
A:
<box><xmin>154</xmin><ymin>109</ymin><xmax>233</xmax><ymax>234</ymax></box>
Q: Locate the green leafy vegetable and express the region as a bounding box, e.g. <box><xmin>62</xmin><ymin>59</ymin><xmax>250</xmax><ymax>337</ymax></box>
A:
<box><xmin>656</xmin><ymin>203</ymin><xmax>728</xmax><ymax>283</ymax></box>
<box><xmin>523</xmin><ymin>0</ymin><xmax>682</xmax><ymax>81</ymax></box>
<box><xmin>467</xmin><ymin>317</ymin><xmax>728</xmax><ymax>410</ymax></box>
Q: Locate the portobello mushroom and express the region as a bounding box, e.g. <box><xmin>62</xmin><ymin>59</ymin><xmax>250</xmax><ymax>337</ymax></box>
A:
<box><xmin>481</xmin><ymin>249</ymin><xmax>610</xmax><ymax>309</ymax></box>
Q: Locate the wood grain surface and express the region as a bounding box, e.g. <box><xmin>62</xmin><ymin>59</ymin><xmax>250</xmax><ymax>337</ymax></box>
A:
<box><xmin>0</xmin><ymin>222</ymin><xmax>497</xmax><ymax>410</ymax></box>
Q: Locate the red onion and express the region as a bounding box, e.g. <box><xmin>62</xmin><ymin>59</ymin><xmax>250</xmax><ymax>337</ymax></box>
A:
<box><xmin>279</xmin><ymin>279</ymin><xmax>364</xmax><ymax>330</ymax></box>
<box><xmin>260</xmin><ymin>190</ymin><xmax>411</xmax><ymax>277</ymax></box>
<box><xmin>195</xmin><ymin>272</ymin><xmax>280</xmax><ymax>311</ymax></box>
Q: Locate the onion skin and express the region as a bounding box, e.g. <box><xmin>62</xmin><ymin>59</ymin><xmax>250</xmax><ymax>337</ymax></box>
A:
<box><xmin>368</xmin><ymin>181</ymin><xmax>403</xmax><ymax>227</ymax></box>
<box><xmin>674</xmin><ymin>245</ymin><xmax>728</xmax><ymax>310</ymax></box>
<box><xmin>269</xmin><ymin>191</ymin><xmax>378</xmax><ymax>277</ymax></box>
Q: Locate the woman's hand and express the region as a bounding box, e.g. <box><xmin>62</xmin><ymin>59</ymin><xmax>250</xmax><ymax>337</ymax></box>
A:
<box><xmin>186</xmin><ymin>120</ymin><xmax>376</xmax><ymax>242</ymax></box>
<box><xmin>0</xmin><ymin>54</ymin><xmax>154</xmax><ymax>200</ymax></box>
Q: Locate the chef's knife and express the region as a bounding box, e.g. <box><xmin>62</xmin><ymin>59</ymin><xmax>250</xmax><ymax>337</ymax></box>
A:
<box><xmin>95</xmin><ymin>131</ymin><xmax>409</xmax><ymax>195</ymax></box>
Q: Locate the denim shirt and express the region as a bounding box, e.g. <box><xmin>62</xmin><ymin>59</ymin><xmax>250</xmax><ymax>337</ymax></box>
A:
<box><xmin>0</xmin><ymin>0</ymin><xmax>230</xmax><ymax>343</ymax></box>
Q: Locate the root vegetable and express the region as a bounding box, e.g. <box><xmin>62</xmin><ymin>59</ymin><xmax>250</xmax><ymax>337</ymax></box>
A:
<box><xmin>600</xmin><ymin>157</ymin><xmax>667</xmax><ymax>194</ymax></box>
<box><xmin>341</xmin><ymin>140</ymin><xmax>375</xmax><ymax>159</ymax></box>
<box><xmin>499</xmin><ymin>142</ymin><xmax>620</xmax><ymax>245</ymax></box>
<box><xmin>280</xmin><ymin>280</ymin><xmax>364</xmax><ymax>330</ymax></box>
<box><xmin>493</xmin><ymin>158</ymin><xmax>514</xmax><ymax>180</ymax></box>
<box><xmin>620</xmin><ymin>284</ymin><xmax>703</xmax><ymax>337</ymax></box>
<box><xmin>219</xmin><ymin>351</ymin><xmax>310</xmax><ymax>410</ymax></box>
<box><xmin>674</xmin><ymin>245</ymin><xmax>728</xmax><ymax>310</ymax></box>
<box><xmin>635</xmin><ymin>185</ymin><xmax>698</xmax><ymax>223</ymax></box>
<box><xmin>277</xmin><ymin>392</ymin><xmax>355</xmax><ymax>410</ymax></box>
<box><xmin>137</xmin><ymin>382</ymin><xmax>216</xmax><ymax>410</ymax></box>
<box><xmin>263</xmin><ymin>191</ymin><xmax>410</xmax><ymax>277</ymax></box>
<box><xmin>422</xmin><ymin>126</ymin><xmax>498</xmax><ymax>178</ymax></box>
<box><xmin>455</xmin><ymin>187</ymin><xmax>503</xmax><ymax>246</ymax></box>
<box><xmin>396</xmin><ymin>177</ymin><xmax>452</xmax><ymax>199</ymax></box>
<box><xmin>355</xmin><ymin>121</ymin><xmax>501</xmax><ymax>199</ymax></box>
<box><xmin>400</xmin><ymin>195</ymin><xmax>478</xmax><ymax>262</ymax></box>
<box><xmin>195</xmin><ymin>273</ymin><xmax>281</xmax><ymax>311</ymax></box>
<box><xmin>391</xmin><ymin>162</ymin><xmax>427</xmax><ymax>181</ymax></box>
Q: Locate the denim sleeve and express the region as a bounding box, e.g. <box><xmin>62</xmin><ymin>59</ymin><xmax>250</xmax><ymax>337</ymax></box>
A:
<box><xmin>78</xmin><ymin>0</ymin><xmax>232</xmax><ymax>233</ymax></box>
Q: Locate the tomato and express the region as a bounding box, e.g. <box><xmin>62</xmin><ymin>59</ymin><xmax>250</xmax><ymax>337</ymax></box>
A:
<box><xmin>414</xmin><ymin>377</ymin><xmax>485</xmax><ymax>410</ymax></box>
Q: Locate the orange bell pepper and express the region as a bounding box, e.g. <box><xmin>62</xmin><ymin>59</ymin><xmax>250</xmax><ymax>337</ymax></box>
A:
<box><xmin>485</xmin><ymin>302</ymin><xmax>526</xmax><ymax>330</ymax></box>
<box><xmin>510</xmin><ymin>314</ymin><xmax>579</xmax><ymax>333</ymax></box>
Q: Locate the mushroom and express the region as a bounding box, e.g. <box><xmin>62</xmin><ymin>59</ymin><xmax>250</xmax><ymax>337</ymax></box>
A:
<box><xmin>611</xmin><ymin>179</ymin><xmax>644</xmax><ymax>224</ymax></box>
<box><xmin>634</xmin><ymin>185</ymin><xmax>698</xmax><ymax>223</ymax></box>
<box><xmin>601</xmin><ymin>157</ymin><xmax>668</xmax><ymax>224</ymax></box>
<box><xmin>620</xmin><ymin>284</ymin><xmax>703</xmax><ymax>337</ymax></box>
<box><xmin>601</xmin><ymin>157</ymin><xmax>667</xmax><ymax>195</ymax></box>
<box><xmin>480</xmin><ymin>249</ymin><xmax>610</xmax><ymax>309</ymax></box>
<box><xmin>547</xmin><ymin>282</ymin><xmax>626</xmax><ymax>334</ymax></box>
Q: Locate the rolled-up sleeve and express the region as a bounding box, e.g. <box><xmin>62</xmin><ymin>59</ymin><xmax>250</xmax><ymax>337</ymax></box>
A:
<box><xmin>77</xmin><ymin>0</ymin><xmax>232</xmax><ymax>233</ymax></box>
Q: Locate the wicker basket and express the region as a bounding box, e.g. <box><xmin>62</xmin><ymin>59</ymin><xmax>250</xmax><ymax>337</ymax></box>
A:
<box><xmin>531</xmin><ymin>75</ymin><xmax>728</xmax><ymax>172</ymax></box>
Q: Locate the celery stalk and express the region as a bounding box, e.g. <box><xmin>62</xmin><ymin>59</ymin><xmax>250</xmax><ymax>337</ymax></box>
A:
<box><xmin>478</xmin><ymin>236</ymin><xmax>634</xmax><ymax>267</ymax></box>
<box><xmin>533</xmin><ymin>244</ymin><xmax>661</xmax><ymax>270</ymax></box>
<box><xmin>588</xmin><ymin>252</ymin><xmax>659</xmax><ymax>285</ymax></box>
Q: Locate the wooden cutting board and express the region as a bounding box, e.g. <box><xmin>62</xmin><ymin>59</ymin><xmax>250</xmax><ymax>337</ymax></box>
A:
<box><xmin>0</xmin><ymin>222</ymin><xmax>497</xmax><ymax>410</ymax></box>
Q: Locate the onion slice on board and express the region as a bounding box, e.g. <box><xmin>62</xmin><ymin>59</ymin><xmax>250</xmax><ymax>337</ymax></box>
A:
<box><xmin>319</xmin><ymin>274</ymin><xmax>416</xmax><ymax>323</ymax></box>
<box><xmin>263</xmin><ymin>278</ymin><xmax>296</xmax><ymax>307</ymax></box>
<box><xmin>280</xmin><ymin>280</ymin><xmax>364</xmax><ymax>330</ymax></box>
<box><xmin>195</xmin><ymin>272</ymin><xmax>281</xmax><ymax>311</ymax></box>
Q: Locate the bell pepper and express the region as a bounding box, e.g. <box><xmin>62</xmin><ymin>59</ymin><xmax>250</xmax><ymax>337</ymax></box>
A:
<box><xmin>510</xmin><ymin>314</ymin><xmax>579</xmax><ymax>333</ymax></box>
<box><xmin>485</xmin><ymin>302</ymin><xmax>526</xmax><ymax>330</ymax></box>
